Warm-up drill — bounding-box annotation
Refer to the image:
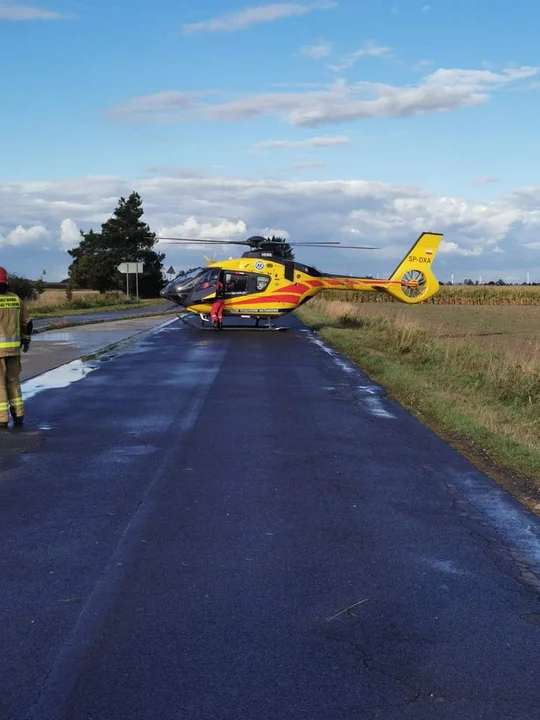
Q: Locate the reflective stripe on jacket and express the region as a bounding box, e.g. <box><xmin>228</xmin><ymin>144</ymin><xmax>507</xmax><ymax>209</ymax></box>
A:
<box><xmin>0</xmin><ymin>292</ymin><xmax>31</xmax><ymax>358</ymax></box>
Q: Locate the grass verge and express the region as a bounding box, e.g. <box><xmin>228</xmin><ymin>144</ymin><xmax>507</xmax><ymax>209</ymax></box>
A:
<box><xmin>30</xmin><ymin>296</ymin><xmax>166</xmax><ymax>319</ymax></box>
<box><xmin>297</xmin><ymin>299</ymin><xmax>540</xmax><ymax>513</ymax></box>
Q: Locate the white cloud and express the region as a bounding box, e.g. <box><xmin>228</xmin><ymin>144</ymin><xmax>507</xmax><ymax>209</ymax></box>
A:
<box><xmin>59</xmin><ymin>219</ymin><xmax>80</xmax><ymax>249</ymax></box>
<box><xmin>470</xmin><ymin>176</ymin><xmax>499</xmax><ymax>186</ymax></box>
<box><xmin>440</xmin><ymin>240</ymin><xmax>483</xmax><ymax>256</ymax></box>
<box><xmin>328</xmin><ymin>42</ymin><xmax>392</xmax><ymax>71</ymax></box>
<box><xmin>110</xmin><ymin>65</ymin><xmax>539</xmax><ymax>127</ymax></box>
<box><xmin>182</xmin><ymin>1</ymin><xmax>335</xmax><ymax>33</ymax></box>
<box><xmin>0</xmin><ymin>224</ymin><xmax>49</xmax><ymax>246</ymax></box>
<box><xmin>0</xmin><ymin>4</ymin><xmax>66</xmax><ymax>20</ymax></box>
<box><xmin>156</xmin><ymin>217</ymin><xmax>248</xmax><ymax>248</ymax></box>
<box><xmin>299</xmin><ymin>42</ymin><xmax>333</xmax><ymax>59</ymax></box>
<box><xmin>255</xmin><ymin>135</ymin><xmax>351</xmax><ymax>148</ymax></box>
<box><xmin>3</xmin><ymin>173</ymin><xmax>540</xmax><ymax>281</ymax></box>
<box><xmin>110</xmin><ymin>90</ymin><xmax>210</xmax><ymax>120</ymax></box>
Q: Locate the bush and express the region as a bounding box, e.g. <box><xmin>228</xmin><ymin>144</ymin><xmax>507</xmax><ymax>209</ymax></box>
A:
<box><xmin>34</xmin><ymin>278</ymin><xmax>46</xmax><ymax>295</ymax></box>
<box><xmin>8</xmin><ymin>273</ymin><xmax>38</xmax><ymax>301</ymax></box>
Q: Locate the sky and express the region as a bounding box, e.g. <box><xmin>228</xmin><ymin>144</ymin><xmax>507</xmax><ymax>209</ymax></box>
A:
<box><xmin>1</xmin><ymin>0</ymin><xmax>539</xmax><ymax>283</ymax></box>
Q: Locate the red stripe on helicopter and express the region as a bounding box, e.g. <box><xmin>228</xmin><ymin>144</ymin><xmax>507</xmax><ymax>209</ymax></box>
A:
<box><xmin>274</xmin><ymin>283</ymin><xmax>311</xmax><ymax>295</ymax></box>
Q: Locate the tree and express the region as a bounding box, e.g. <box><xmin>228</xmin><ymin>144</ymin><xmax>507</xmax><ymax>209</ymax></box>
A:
<box><xmin>35</xmin><ymin>269</ymin><xmax>47</xmax><ymax>295</ymax></box>
<box><xmin>68</xmin><ymin>192</ymin><xmax>165</xmax><ymax>296</ymax></box>
<box><xmin>267</xmin><ymin>235</ymin><xmax>294</xmax><ymax>260</ymax></box>
<box><xmin>68</xmin><ymin>230</ymin><xmax>119</xmax><ymax>292</ymax></box>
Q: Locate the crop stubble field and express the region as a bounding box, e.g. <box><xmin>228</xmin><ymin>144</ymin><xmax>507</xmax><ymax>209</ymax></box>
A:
<box><xmin>27</xmin><ymin>289</ymin><xmax>163</xmax><ymax>318</ymax></box>
<box><xmin>297</xmin><ymin>285</ymin><xmax>540</xmax><ymax>510</ymax></box>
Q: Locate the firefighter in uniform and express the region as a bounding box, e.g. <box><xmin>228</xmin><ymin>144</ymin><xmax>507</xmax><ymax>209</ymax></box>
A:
<box><xmin>0</xmin><ymin>267</ymin><xmax>32</xmax><ymax>427</ymax></box>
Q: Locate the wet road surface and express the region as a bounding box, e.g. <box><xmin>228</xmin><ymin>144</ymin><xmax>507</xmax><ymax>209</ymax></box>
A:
<box><xmin>22</xmin><ymin>316</ymin><xmax>177</xmax><ymax>381</ymax></box>
<box><xmin>2</xmin><ymin>315</ymin><xmax>540</xmax><ymax>720</ymax></box>
<box><xmin>33</xmin><ymin>302</ymin><xmax>176</xmax><ymax>332</ymax></box>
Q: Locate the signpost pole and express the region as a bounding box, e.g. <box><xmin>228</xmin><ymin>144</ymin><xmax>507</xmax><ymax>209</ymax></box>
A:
<box><xmin>118</xmin><ymin>262</ymin><xmax>143</xmax><ymax>300</ymax></box>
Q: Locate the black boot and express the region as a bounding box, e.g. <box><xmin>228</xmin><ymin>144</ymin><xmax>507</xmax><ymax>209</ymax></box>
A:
<box><xmin>10</xmin><ymin>408</ymin><xmax>23</xmax><ymax>425</ymax></box>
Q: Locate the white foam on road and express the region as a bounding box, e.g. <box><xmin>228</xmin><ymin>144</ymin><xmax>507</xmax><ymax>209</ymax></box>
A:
<box><xmin>356</xmin><ymin>385</ymin><xmax>395</xmax><ymax>419</ymax></box>
<box><xmin>452</xmin><ymin>470</ymin><xmax>540</xmax><ymax>571</ymax></box>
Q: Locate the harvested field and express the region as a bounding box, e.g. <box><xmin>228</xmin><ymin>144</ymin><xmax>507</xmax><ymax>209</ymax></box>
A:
<box><xmin>317</xmin><ymin>301</ymin><xmax>540</xmax><ymax>370</ymax></box>
<box><xmin>28</xmin><ymin>289</ymin><xmax>101</xmax><ymax>309</ymax></box>
<box><xmin>26</xmin><ymin>289</ymin><xmax>163</xmax><ymax>318</ymax></box>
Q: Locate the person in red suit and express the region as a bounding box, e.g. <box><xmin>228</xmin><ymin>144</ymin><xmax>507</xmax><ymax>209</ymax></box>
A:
<box><xmin>210</xmin><ymin>277</ymin><xmax>225</xmax><ymax>329</ymax></box>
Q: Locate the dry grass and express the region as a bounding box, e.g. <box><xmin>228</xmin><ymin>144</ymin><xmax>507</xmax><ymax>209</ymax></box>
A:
<box><xmin>28</xmin><ymin>289</ymin><xmax>101</xmax><ymax>309</ymax></box>
<box><xmin>315</xmin><ymin>299</ymin><xmax>540</xmax><ymax>371</ymax></box>
<box><xmin>26</xmin><ymin>289</ymin><xmax>162</xmax><ymax>318</ymax></box>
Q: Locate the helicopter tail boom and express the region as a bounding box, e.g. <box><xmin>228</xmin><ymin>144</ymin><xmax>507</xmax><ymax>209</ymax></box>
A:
<box><xmin>318</xmin><ymin>232</ymin><xmax>443</xmax><ymax>304</ymax></box>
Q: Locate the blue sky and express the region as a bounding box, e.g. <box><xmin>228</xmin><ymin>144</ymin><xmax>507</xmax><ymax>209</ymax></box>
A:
<box><xmin>1</xmin><ymin>0</ymin><xmax>540</xmax><ymax>283</ymax></box>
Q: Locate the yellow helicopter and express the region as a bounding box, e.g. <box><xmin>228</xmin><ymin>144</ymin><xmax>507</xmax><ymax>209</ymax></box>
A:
<box><xmin>159</xmin><ymin>231</ymin><xmax>443</xmax><ymax>329</ymax></box>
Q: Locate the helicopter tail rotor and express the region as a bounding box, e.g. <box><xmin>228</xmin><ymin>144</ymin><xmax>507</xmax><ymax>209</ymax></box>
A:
<box><xmin>382</xmin><ymin>231</ymin><xmax>443</xmax><ymax>304</ymax></box>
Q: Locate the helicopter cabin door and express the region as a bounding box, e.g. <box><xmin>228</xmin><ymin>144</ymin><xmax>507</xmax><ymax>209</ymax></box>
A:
<box><xmin>189</xmin><ymin>268</ymin><xmax>223</xmax><ymax>304</ymax></box>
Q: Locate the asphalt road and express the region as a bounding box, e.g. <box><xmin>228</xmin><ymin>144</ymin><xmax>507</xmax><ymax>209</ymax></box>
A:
<box><xmin>33</xmin><ymin>302</ymin><xmax>176</xmax><ymax>331</ymax></box>
<box><xmin>1</xmin><ymin>315</ymin><xmax>540</xmax><ymax>720</ymax></box>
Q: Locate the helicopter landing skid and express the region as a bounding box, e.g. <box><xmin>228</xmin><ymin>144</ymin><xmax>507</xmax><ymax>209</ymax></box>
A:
<box><xmin>175</xmin><ymin>313</ymin><xmax>287</xmax><ymax>331</ymax></box>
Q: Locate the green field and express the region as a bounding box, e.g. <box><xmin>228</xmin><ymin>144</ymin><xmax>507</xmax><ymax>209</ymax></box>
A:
<box><xmin>297</xmin><ymin>293</ymin><xmax>540</xmax><ymax>513</ymax></box>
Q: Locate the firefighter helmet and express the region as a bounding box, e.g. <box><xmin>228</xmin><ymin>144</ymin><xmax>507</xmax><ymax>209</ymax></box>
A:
<box><xmin>0</xmin><ymin>267</ymin><xmax>8</xmax><ymax>284</ymax></box>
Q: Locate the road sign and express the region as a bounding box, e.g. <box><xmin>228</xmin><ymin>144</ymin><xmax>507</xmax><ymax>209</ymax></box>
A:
<box><xmin>117</xmin><ymin>262</ymin><xmax>144</xmax><ymax>299</ymax></box>
<box><xmin>166</xmin><ymin>265</ymin><xmax>175</xmax><ymax>275</ymax></box>
<box><xmin>117</xmin><ymin>262</ymin><xmax>144</xmax><ymax>274</ymax></box>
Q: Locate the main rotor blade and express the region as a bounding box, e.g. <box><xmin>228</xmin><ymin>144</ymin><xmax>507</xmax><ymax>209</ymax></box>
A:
<box><xmin>151</xmin><ymin>235</ymin><xmax>379</xmax><ymax>249</ymax></box>
<box><xmin>156</xmin><ymin>237</ymin><xmax>251</xmax><ymax>246</ymax></box>
<box><xmin>326</xmin><ymin>245</ymin><xmax>380</xmax><ymax>250</ymax></box>
<box><xmin>156</xmin><ymin>238</ymin><xmax>341</xmax><ymax>246</ymax></box>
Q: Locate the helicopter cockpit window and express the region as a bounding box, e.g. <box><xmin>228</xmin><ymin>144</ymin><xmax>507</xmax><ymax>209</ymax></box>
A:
<box><xmin>173</xmin><ymin>267</ymin><xmax>203</xmax><ymax>284</ymax></box>
<box><xmin>195</xmin><ymin>268</ymin><xmax>221</xmax><ymax>291</ymax></box>
<box><xmin>255</xmin><ymin>275</ymin><xmax>270</xmax><ymax>292</ymax></box>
